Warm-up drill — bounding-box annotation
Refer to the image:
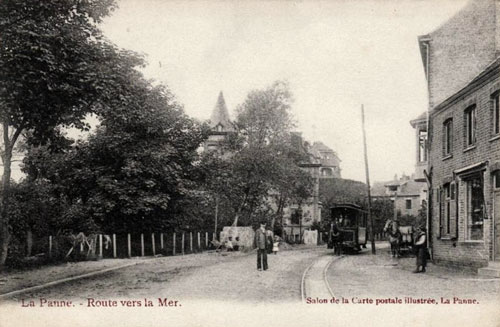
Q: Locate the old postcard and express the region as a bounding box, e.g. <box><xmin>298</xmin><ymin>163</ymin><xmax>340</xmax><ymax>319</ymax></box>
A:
<box><xmin>0</xmin><ymin>0</ymin><xmax>499</xmax><ymax>326</ymax></box>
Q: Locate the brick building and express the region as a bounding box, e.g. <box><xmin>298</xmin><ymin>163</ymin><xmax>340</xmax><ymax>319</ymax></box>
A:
<box><xmin>371</xmin><ymin>174</ymin><xmax>426</xmax><ymax>218</ymax></box>
<box><xmin>419</xmin><ymin>0</ymin><xmax>500</xmax><ymax>271</ymax></box>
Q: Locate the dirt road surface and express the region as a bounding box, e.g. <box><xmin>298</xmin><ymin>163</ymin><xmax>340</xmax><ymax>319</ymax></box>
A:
<box><xmin>3</xmin><ymin>246</ymin><xmax>324</xmax><ymax>303</ymax></box>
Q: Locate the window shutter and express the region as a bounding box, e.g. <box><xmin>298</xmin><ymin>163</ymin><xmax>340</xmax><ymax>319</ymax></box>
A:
<box><xmin>442</xmin><ymin>124</ymin><xmax>446</xmax><ymax>156</ymax></box>
<box><xmin>438</xmin><ymin>187</ymin><xmax>443</xmax><ymax>238</ymax></box>
<box><xmin>450</xmin><ymin>121</ymin><xmax>453</xmax><ymax>152</ymax></box>
<box><xmin>473</xmin><ymin>108</ymin><xmax>477</xmax><ymax>144</ymax></box>
<box><xmin>450</xmin><ymin>182</ymin><xmax>458</xmax><ymax>239</ymax></box>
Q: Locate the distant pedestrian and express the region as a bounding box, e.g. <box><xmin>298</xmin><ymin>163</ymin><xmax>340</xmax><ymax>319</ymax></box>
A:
<box><xmin>272</xmin><ymin>235</ymin><xmax>280</xmax><ymax>255</ymax></box>
<box><xmin>413</xmin><ymin>227</ymin><xmax>427</xmax><ymax>273</ymax></box>
<box><xmin>329</xmin><ymin>222</ymin><xmax>342</xmax><ymax>256</ymax></box>
<box><xmin>255</xmin><ymin>223</ymin><xmax>269</xmax><ymax>271</ymax></box>
<box><xmin>266</xmin><ymin>229</ymin><xmax>274</xmax><ymax>254</ymax></box>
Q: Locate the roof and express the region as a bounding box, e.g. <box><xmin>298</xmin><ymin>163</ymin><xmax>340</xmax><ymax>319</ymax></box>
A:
<box><xmin>409</xmin><ymin>112</ymin><xmax>427</xmax><ymax>128</ymax></box>
<box><xmin>371</xmin><ymin>178</ymin><xmax>425</xmax><ymax>197</ymax></box>
<box><xmin>209</xmin><ymin>91</ymin><xmax>234</xmax><ymax>132</ymax></box>
<box><xmin>311</xmin><ymin>141</ymin><xmax>341</xmax><ymax>166</ymax></box>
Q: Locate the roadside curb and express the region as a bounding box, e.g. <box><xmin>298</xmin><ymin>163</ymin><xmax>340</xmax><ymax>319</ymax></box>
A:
<box><xmin>0</xmin><ymin>260</ymin><xmax>147</xmax><ymax>300</ymax></box>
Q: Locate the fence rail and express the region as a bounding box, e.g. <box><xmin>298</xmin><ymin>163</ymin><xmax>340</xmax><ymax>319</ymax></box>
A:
<box><xmin>38</xmin><ymin>232</ymin><xmax>220</xmax><ymax>261</ymax></box>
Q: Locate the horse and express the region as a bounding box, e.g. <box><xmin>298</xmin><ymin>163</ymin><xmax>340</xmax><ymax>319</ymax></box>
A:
<box><xmin>383</xmin><ymin>219</ymin><xmax>402</xmax><ymax>258</ymax></box>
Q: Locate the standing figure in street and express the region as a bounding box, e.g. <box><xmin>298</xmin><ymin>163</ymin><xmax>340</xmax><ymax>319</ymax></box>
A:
<box><xmin>266</xmin><ymin>229</ymin><xmax>274</xmax><ymax>254</ymax></box>
<box><xmin>272</xmin><ymin>235</ymin><xmax>280</xmax><ymax>255</ymax></box>
<box><xmin>413</xmin><ymin>226</ymin><xmax>427</xmax><ymax>273</ymax></box>
<box><xmin>329</xmin><ymin>222</ymin><xmax>342</xmax><ymax>256</ymax></box>
<box><xmin>255</xmin><ymin>223</ymin><xmax>269</xmax><ymax>271</ymax></box>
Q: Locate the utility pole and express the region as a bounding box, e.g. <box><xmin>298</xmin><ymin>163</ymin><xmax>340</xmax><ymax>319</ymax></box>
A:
<box><xmin>361</xmin><ymin>105</ymin><xmax>376</xmax><ymax>254</ymax></box>
<box><xmin>214</xmin><ymin>195</ymin><xmax>219</xmax><ymax>241</ymax></box>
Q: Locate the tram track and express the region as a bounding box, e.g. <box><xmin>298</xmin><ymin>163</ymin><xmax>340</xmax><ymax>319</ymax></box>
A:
<box><xmin>301</xmin><ymin>254</ymin><xmax>343</xmax><ymax>302</ymax></box>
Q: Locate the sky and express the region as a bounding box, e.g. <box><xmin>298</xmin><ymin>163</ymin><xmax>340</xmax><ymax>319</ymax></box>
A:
<box><xmin>99</xmin><ymin>0</ymin><xmax>467</xmax><ymax>183</ymax></box>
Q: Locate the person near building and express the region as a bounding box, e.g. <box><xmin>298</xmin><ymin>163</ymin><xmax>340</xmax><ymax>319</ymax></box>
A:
<box><xmin>413</xmin><ymin>226</ymin><xmax>427</xmax><ymax>273</ymax></box>
<box><xmin>255</xmin><ymin>223</ymin><xmax>269</xmax><ymax>271</ymax></box>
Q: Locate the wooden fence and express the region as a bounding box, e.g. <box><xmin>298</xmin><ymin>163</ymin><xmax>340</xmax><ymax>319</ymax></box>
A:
<box><xmin>45</xmin><ymin>232</ymin><xmax>219</xmax><ymax>260</ymax></box>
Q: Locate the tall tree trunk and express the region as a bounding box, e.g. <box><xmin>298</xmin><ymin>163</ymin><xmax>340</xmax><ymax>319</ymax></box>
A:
<box><xmin>0</xmin><ymin>122</ymin><xmax>22</xmax><ymax>270</ymax></box>
<box><xmin>0</xmin><ymin>144</ymin><xmax>12</xmax><ymax>270</ymax></box>
<box><xmin>232</xmin><ymin>192</ymin><xmax>249</xmax><ymax>227</ymax></box>
<box><xmin>271</xmin><ymin>193</ymin><xmax>285</xmax><ymax>229</ymax></box>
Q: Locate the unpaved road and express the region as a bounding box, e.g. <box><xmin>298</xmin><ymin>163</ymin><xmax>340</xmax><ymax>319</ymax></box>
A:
<box><xmin>4</xmin><ymin>246</ymin><xmax>325</xmax><ymax>304</ymax></box>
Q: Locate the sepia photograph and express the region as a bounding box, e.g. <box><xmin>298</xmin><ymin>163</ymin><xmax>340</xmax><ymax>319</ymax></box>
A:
<box><xmin>0</xmin><ymin>0</ymin><xmax>499</xmax><ymax>326</ymax></box>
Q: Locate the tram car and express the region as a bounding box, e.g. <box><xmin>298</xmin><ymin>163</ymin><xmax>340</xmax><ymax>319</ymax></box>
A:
<box><xmin>327</xmin><ymin>203</ymin><xmax>367</xmax><ymax>252</ymax></box>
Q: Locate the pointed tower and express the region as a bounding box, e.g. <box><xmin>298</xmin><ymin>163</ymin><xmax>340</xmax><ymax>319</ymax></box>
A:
<box><xmin>209</xmin><ymin>91</ymin><xmax>234</xmax><ymax>132</ymax></box>
<box><xmin>204</xmin><ymin>91</ymin><xmax>234</xmax><ymax>152</ymax></box>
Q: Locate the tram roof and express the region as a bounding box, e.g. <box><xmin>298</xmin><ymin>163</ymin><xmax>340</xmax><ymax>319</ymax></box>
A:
<box><xmin>330</xmin><ymin>203</ymin><xmax>367</xmax><ymax>212</ymax></box>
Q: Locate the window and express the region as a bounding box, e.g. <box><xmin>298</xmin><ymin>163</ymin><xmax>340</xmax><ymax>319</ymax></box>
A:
<box><xmin>291</xmin><ymin>208</ymin><xmax>302</xmax><ymax>225</ymax></box>
<box><xmin>418</xmin><ymin>129</ymin><xmax>427</xmax><ymax>162</ymax></box>
<box><xmin>321</xmin><ymin>168</ymin><xmax>333</xmax><ymax>176</ymax></box>
<box><xmin>443</xmin><ymin>119</ymin><xmax>453</xmax><ymax>156</ymax></box>
<box><xmin>405</xmin><ymin>199</ymin><xmax>412</xmax><ymax>210</ymax></box>
<box><xmin>465</xmin><ymin>175</ymin><xmax>484</xmax><ymax>240</ymax></box>
<box><xmin>493</xmin><ymin>170</ymin><xmax>500</xmax><ymax>190</ymax></box>
<box><xmin>439</xmin><ymin>182</ymin><xmax>457</xmax><ymax>238</ymax></box>
<box><xmin>493</xmin><ymin>93</ymin><xmax>500</xmax><ymax>136</ymax></box>
<box><xmin>464</xmin><ymin>105</ymin><xmax>476</xmax><ymax>147</ymax></box>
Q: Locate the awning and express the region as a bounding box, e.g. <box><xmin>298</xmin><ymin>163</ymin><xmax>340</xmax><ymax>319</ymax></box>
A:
<box><xmin>454</xmin><ymin>161</ymin><xmax>487</xmax><ymax>177</ymax></box>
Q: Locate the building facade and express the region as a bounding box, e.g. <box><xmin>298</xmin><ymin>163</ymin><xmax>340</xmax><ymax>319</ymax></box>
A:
<box><xmin>310</xmin><ymin>142</ymin><xmax>342</xmax><ymax>179</ymax></box>
<box><xmin>372</xmin><ymin>174</ymin><xmax>426</xmax><ymax>218</ymax></box>
<box><xmin>410</xmin><ymin>112</ymin><xmax>428</xmax><ymax>183</ymax></box>
<box><xmin>420</xmin><ymin>0</ymin><xmax>500</xmax><ymax>269</ymax></box>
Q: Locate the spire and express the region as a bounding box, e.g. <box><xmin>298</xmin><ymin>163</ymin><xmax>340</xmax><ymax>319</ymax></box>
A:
<box><xmin>209</xmin><ymin>91</ymin><xmax>233</xmax><ymax>132</ymax></box>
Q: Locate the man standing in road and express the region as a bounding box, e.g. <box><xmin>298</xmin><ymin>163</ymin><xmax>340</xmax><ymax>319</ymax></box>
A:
<box><xmin>413</xmin><ymin>226</ymin><xmax>427</xmax><ymax>273</ymax></box>
<box><xmin>255</xmin><ymin>222</ymin><xmax>269</xmax><ymax>271</ymax></box>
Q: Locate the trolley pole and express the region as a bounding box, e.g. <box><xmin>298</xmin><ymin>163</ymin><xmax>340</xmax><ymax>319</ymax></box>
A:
<box><xmin>361</xmin><ymin>104</ymin><xmax>376</xmax><ymax>254</ymax></box>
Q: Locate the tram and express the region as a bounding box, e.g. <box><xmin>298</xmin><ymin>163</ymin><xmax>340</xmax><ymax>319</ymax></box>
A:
<box><xmin>327</xmin><ymin>203</ymin><xmax>367</xmax><ymax>252</ymax></box>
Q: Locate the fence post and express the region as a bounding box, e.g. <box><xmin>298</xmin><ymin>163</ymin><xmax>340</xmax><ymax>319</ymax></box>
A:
<box><xmin>112</xmin><ymin>234</ymin><xmax>117</xmax><ymax>258</ymax></box>
<box><xmin>181</xmin><ymin>233</ymin><xmax>185</xmax><ymax>255</ymax></box>
<box><xmin>127</xmin><ymin>233</ymin><xmax>131</xmax><ymax>258</ymax></box>
<box><xmin>140</xmin><ymin>233</ymin><xmax>145</xmax><ymax>257</ymax></box>
<box><xmin>173</xmin><ymin>232</ymin><xmax>176</xmax><ymax>255</ymax></box>
<box><xmin>205</xmin><ymin>232</ymin><xmax>208</xmax><ymax>247</ymax></box>
<box><xmin>160</xmin><ymin>233</ymin><xmax>164</xmax><ymax>250</ymax></box>
<box><xmin>189</xmin><ymin>232</ymin><xmax>193</xmax><ymax>252</ymax></box>
<box><xmin>99</xmin><ymin>234</ymin><xmax>103</xmax><ymax>258</ymax></box>
<box><xmin>152</xmin><ymin>233</ymin><xmax>156</xmax><ymax>256</ymax></box>
<box><xmin>49</xmin><ymin>236</ymin><xmax>52</xmax><ymax>258</ymax></box>
<box><xmin>80</xmin><ymin>242</ymin><xmax>83</xmax><ymax>253</ymax></box>
<box><xmin>212</xmin><ymin>232</ymin><xmax>216</xmax><ymax>242</ymax></box>
<box><xmin>197</xmin><ymin>232</ymin><xmax>201</xmax><ymax>250</ymax></box>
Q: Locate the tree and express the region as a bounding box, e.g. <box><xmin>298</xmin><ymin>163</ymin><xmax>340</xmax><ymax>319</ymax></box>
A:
<box><xmin>0</xmin><ymin>0</ymin><xmax>144</xmax><ymax>269</ymax></box>
<box><xmin>22</xmin><ymin>81</ymin><xmax>207</xmax><ymax>235</ymax></box>
<box><xmin>202</xmin><ymin>81</ymin><xmax>313</xmax><ymax>227</ymax></box>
